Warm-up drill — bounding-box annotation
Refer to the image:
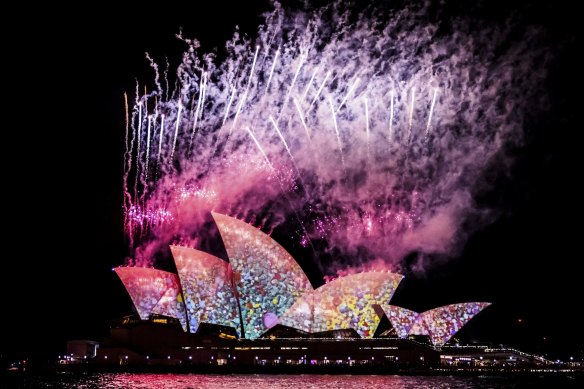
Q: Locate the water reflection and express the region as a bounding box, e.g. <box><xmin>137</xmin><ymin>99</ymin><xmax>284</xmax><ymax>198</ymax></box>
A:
<box><xmin>4</xmin><ymin>373</ymin><xmax>581</xmax><ymax>388</ymax></box>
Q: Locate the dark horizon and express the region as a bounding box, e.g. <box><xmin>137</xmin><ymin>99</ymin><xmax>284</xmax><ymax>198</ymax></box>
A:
<box><xmin>4</xmin><ymin>0</ymin><xmax>580</xmax><ymax>363</ymax></box>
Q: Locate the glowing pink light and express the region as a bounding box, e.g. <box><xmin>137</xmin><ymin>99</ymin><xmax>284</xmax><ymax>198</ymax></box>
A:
<box><xmin>177</xmin><ymin>187</ymin><xmax>218</xmax><ymax>202</ymax></box>
<box><xmin>126</xmin><ymin>205</ymin><xmax>174</xmax><ymax>225</ymax></box>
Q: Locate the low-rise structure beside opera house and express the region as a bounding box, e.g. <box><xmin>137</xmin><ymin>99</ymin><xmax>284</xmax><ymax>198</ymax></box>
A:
<box><xmin>88</xmin><ymin>212</ymin><xmax>548</xmax><ymax>371</ymax></box>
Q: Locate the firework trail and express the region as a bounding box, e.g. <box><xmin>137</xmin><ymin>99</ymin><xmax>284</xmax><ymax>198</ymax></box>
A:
<box><xmin>122</xmin><ymin>1</ymin><xmax>548</xmax><ymax>273</ymax></box>
<box><xmin>388</xmin><ymin>90</ymin><xmax>394</xmax><ymax>143</ymax></box>
<box><xmin>157</xmin><ymin>114</ymin><xmax>165</xmax><ymax>168</ymax></box>
<box><xmin>426</xmin><ymin>88</ymin><xmax>438</xmax><ymax>135</ymax></box>
<box><xmin>230</xmin><ymin>46</ymin><xmax>260</xmax><ymax>134</ymax></box>
<box><xmin>265</xmin><ymin>47</ymin><xmax>279</xmax><ymax>95</ymax></box>
<box><xmin>293</xmin><ymin>97</ymin><xmax>311</xmax><ymax>143</ymax></box>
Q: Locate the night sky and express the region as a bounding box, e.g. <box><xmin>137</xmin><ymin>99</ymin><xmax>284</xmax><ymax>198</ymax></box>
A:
<box><xmin>4</xmin><ymin>0</ymin><xmax>580</xmax><ymax>361</ymax></box>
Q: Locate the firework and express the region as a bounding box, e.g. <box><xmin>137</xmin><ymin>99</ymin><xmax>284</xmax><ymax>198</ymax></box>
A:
<box><xmin>122</xmin><ymin>2</ymin><xmax>545</xmax><ymax>272</ymax></box>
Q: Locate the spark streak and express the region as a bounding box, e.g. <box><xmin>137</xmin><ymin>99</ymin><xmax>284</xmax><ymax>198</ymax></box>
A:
<box><xmin>269</xmin><ymin>116</ymin><xmax>296</xmax><ymax>167</ymax></box>
<box><xmin>231</xmin><ymin>46</ymin><xmax>260</xmax><ymax>133</ymax></box>
<box><xmin>302</xmin><ymin>66</ymin><xmax>319</xmax><ymax>100</ymax></box>
<box><xmin>328</xmin><ymin>97</ymin><xmax>345</xmax><ymax>167</ymax></box>
<box><xmin>293</xmin><ymin>98</ymin><xmax>311</xmax><ymax>142</ymax></box>
<box><xmin>158</xmin><ymin>114</ymin><xmax>165</xmax><ymax>162</ymax></box>
<box><xmin>336</xmin><ymin>77</ymin><xmax>360</xmax><ymax>114</ymax></box>
<box><xmin>124</xmin><ymin>92</ymin><xmax>129</xmax><ymax>148</ymax></box>
<box><xmin>145</xmin><ymin>115</ymin><xmax>152</xmax><ymax>177</ymax></box>
<box><xmin>191</xmin><ymin>72</ymin><xmax>207</xmax><ymax>141</ymax></box>
<box><xmin>278</xmin><ymin>52</ymin><xmax>306</xmax><ymax>122</ymax></box>
<box><xmin>408</xmin><ymin>89</ymin><xmax>415</xmax><ymax>130</ymax></box>
<box><xmin>170</xmin><ymin>102</ymin><xmax>182</xmax><ymax>162</ymax></box>
<box><xmin>308</xmin><ymin>70</ymin><xmax>331</xmax><ymax>113</ymax></box>
<box><xmin>389</xmin><ymin>90</ymin><xmax>395</xmax><ymax>142</ymax></box>
<box><xmin>265</xmin><ymin>47</ymin><xmax>279</xmax><ymax>95</ymax></box>
<box><xmin>364</xmin><ymin>97</ymin><xmax>370</xmax><ymax>142</ymax></box>
<box><xmin>245</xmin><ymin>126</ymin><xmax>273</xmax><ymax>170</ymax></box>
<box><xmin>137</xmin><ymin>103</ymin><xmax>143</xmax><ymax>156</ymax></box>
<box><xmin>223</xmin><ymin>87</ymin><xmax>237</xmax><ymax>126</ymax></box>
<box><xmin>426</xmin><ymin>88</ymin><xmax>438</xmax><ymax>134</ymax></box>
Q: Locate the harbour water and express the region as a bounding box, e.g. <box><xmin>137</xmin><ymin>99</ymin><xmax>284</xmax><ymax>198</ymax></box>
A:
<box><xmin>2</xmin><ymin>373</ymin><xmax>581</xmax><ymax>388</ymax></box>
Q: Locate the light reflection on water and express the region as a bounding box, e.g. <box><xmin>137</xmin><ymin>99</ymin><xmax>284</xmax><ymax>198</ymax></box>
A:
<box><xmin>4</xmin><ymin>373</ymin><xmax>581</xmax><ymax>388</ymax></box>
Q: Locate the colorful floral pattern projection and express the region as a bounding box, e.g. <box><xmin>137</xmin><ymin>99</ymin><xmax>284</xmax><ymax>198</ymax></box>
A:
<box><xmin>379</xmin><ymin>305</ymin><xmax>420</xmax><ymax>338</ymax></box>
<box><xmin>281</xmin><ymin>272</ymin><xmax>403</xmax><ymax>338</ymax></box>
<box><xmin>212</xmin><ymin>212</ymin><xmax>312</xmax><ymax>339</ymax></box>
<box><xmin>420</xmin><ymin>302</ymin><xmax>491</xmax><ymax>346</ymax></box>
<box><xmin>378</xmin><ymin>303</ymin><xmax>490</xmax><ymax>345</ymax></box>
<box><xmin>151</xmin><ymin>286</ymin><xmax>188</xmax><ymax>331</ymax></box>
<box><xmin>170</xmin><ymin>245</ymin><xmax>240</xmax><ymax>335</ymax></box>
<box><xmin>409</xmin><ymin>313</ymin><xmax>430</xmax><ymax>336</ymax></box>
<box><xmin>115</xmin><ymin>267</ymin><xmax>187</xmax><ymax>330</ymax></box>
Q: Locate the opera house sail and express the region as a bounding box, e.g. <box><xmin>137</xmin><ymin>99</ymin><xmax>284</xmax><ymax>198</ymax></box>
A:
<box><xmin>377</xmin><ymin>303</ymin><xmax>491</xmax><ymax>346</ymax></box>
<box><xmin>280</xmin><ymin>272</ymin><xmax>403</xmax><ymax>338</ymax></box>
<box><xmin>212</xmin><ymin>212</ymin><xmax>312</xmax><ymax>339</ymax></box>
<box><xmin>114</xmin><ymin>267</ymin><xmax>188</xmax><ymax>331</ymax></box>
<box><xmin>170</xmin><ymin>245</ymin><xmax>240</xmax><ymax>335</ymax></box>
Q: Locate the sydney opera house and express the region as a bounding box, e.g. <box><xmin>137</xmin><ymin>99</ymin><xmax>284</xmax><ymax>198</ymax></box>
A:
<box><xmin>93</xmin><ymin>212</ymin><xmax>505</xmax><ymax>370</ymax></box>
